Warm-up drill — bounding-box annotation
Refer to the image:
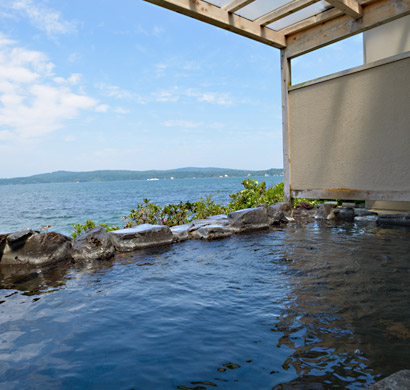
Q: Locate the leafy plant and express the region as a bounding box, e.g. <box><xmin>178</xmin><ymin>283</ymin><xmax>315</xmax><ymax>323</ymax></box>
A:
<box><xmin>71</xmin><ymin>220</ymin><xmax>119</xmax><ymax>241</ymax></box>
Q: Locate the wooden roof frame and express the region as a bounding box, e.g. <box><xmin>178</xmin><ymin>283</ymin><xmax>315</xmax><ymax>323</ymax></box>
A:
<box><xmin>144</xmin><ymin>0</ymin><xmax>410</xmax><ymax>58</ymax></box>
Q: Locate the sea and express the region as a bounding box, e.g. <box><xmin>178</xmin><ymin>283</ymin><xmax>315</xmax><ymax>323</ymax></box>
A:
<box><xmin>0</xmin><ymin>176</ymin><xmax>283</xmax><ymax>236</ymax></box>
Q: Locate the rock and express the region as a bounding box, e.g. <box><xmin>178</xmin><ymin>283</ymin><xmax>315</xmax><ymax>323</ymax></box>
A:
<box><xmin>270</xmin><ymin>202</ymin><xmax>291</xmax><ymax>213</ymax></box>
<box><xmin>0</xmin><ymin>233</ymin><xmax>9</xmax><ymax>261</ymax></box>
<box><xmin>1</xmin><ymin>231</ymin><xmax>72</xmax><ymax>265</ymax></box>
<box><xmin>266</xmin><ymin>206</ymin><xmax>288</xmax><ymax>225</ymax></box>
<box><xmin>170</xmin><ymin>224</ymin><xmax>191</xmax><ymax>242</ymax></box>
<box><xmin>6</xmin><ymin>230</ymin><xmax>36</xmax><ymax>250</ymax></box>
<box><xmin>342</xmin><ymin>202</ymin><xmax>356</xmax><ymax>208</ymax></box>
<box><xmin>377</xmin><ymin>214</ymin><xmax>410</xmax><ymax>226</ymax></box>
<box><xmin>109</xmin><ymin>224</ymin><xmax>173</xmax><ymax>252</ymax></box>
<box><xmin>228</xmin><ymin>207</ymin><xmax>270</xmax><ymax>233</ymax></box>
<box><xmin>192</xmin><ymin>224</ymin><xmax>233</xmax><ymax>240</ymax></box>
<box><xmin>366</xmin><ymin>369</ymin><xmax>410</xmax><ymax>389</ymax></box>
<box><xmin>354</xmin><ymin>208</ymin><xmax>378</xmax><ymax>217</ymax></box>
<box><xmin>295</xmin><ymin>201</ymin><xmax>315</xmax><ymax>210</ymax></box>
<box><xmin>71</xmin><ymin>226</ymin><xmax>115</xmax><ymax>261</ymax></box>
<box><xmin>316</xmin><ymin>203</ymin><xmax>337</xmax><ymax>220</ymax></box>
<box><xmin>354</xmin><ymin>215</ymin><xmax>378</xmax><ymax>223</ymax></box>
<box><xmin>334</xmin><ymin>207</ymin><xmax>355</xmax><ymax>222</ymax></box>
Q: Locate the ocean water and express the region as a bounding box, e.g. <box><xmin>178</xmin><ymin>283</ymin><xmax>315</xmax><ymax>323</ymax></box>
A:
<box><xmin>0</xmin><ymin>176</ymin><xmax>283</xmax><ymax>236</ymax></box>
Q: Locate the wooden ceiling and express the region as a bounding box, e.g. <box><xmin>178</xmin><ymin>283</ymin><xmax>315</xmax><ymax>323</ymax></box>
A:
<box><xmin>143</xmin><ymin>0</ymin><xmax>410</xmax><ymax>58</ymax></box>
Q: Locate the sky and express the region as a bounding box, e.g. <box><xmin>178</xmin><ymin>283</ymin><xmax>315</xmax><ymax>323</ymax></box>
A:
<box><xmin>0</xmin><ymin>0</ymin><xmax>364</xmax><ymax>178</ymax></box>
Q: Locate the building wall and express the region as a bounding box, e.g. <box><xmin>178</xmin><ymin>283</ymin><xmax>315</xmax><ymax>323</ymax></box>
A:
<box><xmin>364</xmin><ymin>15</ymin><xmax>410</xmax><ymax>63</ymax></box>
<box><xmin>288</xmin><ymin>55</ymin><xmax>410</xmax><ymax>200</ymax></box>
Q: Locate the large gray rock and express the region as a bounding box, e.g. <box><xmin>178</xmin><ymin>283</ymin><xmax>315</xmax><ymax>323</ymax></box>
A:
<box><xmin>293</xmin><ymin>202</ymin><xmax>318</xmax><ymax>219</ymax></box>
<box><xmin>109</xmin><ymin>224</ymin><xmax>173</xmax><ymax>252</ymax></box>
<box><xmin>316</xmin><ymin>203</ymin><xmax>337</xmax><ymax>220</ymax></box>
<box><xmin>170</xmin><ymin>224</ymin><xmax>191</xmax><ymax>242</ymax></box>
<box><xmin>0</xmin><ymin>233</ymin><xmax>9</xmax><ymax>262</ymax></box>
<box><xmin>377</xmin><ymin>214</ymin><xmax>410</xmax><ymax>227</ymax></box>
<box><xmin>228</xmin><ymin>207</ymin><xmax>270</xmax><ymax>233</ymax></box>
<box><xmin>334</xmin><ymin>207</ymin><xmax>355</xmax><ymax>222</ymax></box>
<box><xmin>191</xmin><ymin>224</ymin><xmax>233</xmax><ymax>240</ymax></box>
<box><xmin>354</xmin><ymin>208</ymin><xmax>378</xmax><ymax>217</ymax></box>
<box><xmin>269</xmin><ymin>202</ymin><xmax>291</xmax><ymax>213</ymax></box>
<box><xmin>266</xmin><ymin>206</ymin><xmax>288</xmax><ymax>226</ymax></box>
<box><xmin>366</xmin><ymin>369</ymin><xmax>410</xmax><ymax>389</ymax></box>
<box><xmin>72</xmin><ymin>226</ymin><xmax>115</xmax><ymax>261</ymax></box>
<box><xmin>1</xmin><ymin>231</ymin><xmax>72</xmax><ymax>265</ymax></box>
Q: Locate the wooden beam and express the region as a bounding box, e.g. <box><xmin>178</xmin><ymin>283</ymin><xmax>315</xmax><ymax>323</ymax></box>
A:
<box><xmin>281</xmin><ymin>49</ymin><xmax>292</xmax><ymax>203</ymax></box>
<box><xmin>144</xmin><ymin>0</ymin><xmax>286</xmax><ymax>48</ymax></box>
<box><xmin>286</xmin><ymin>0</ymin><xmax>410</xmax><ymax>58</ymax></box>
<box><xmin>326</xmin><ymin>0</ymin><xmax>363</xmax><ymax>18</ymax></box>
<box><xmin>222</xmin><ymin>0</ymin><xmax>255</xmax><ymax>13</ymax></box>
<box><xmin>280</xmin><ymin>8</ymin><xmax>342</xmax><ymax>35</ymax></box>
<box><xmin>255</xmin><ymin>0</ymin><xmax>318</xmax><ymax>27</ymax></box>
<box><xmin>291</xmin><ymin>189</ymin><xmax>410</xmax><ymax>202</ymax></box>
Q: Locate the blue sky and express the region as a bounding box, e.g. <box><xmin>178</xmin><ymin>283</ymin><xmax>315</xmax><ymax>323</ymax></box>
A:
<box><xmin>0</xmin><ymin>0</ymin><xmax>363</xmax><ymax>178</ymax></box>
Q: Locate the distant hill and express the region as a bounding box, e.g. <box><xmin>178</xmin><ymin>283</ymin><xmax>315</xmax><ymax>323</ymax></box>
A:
<box><xmin>0</xmin><ymin>168</ymin><xmax>283</xmax><ymax>185</ymax></box>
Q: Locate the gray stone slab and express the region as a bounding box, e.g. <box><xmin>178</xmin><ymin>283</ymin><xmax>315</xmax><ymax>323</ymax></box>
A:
<box><xmin>366</xmin><ymin>369</ymin><xmax>410</xmax><ymax>389</ymax></box>
<box><xmin>110</xmin><ymin>224</ymin><xmax>173</xmax><ymax>252</ymax></box>
<box><xmin>192</xmin><ymin>224</ymin><xmax>233</xmax><ymax>240</ymax></box>
<box><xmin>228</xmin><ymin>207</ymin><xmax>270</xmax><ymax>233</ymax></box>
<box><xmin>72</xmin><ymin>226</ymin><xmax>115</xmax><ymax>261</ymax></box>
<box><xmin>1</xmin><ymin>232</ymin><xmax>72</xmax><ymax>265</ymax></box>
<box><xmin>170</xmin><ymin>224</ymin><xmax>192</xmax><ymax>242</ymax></box>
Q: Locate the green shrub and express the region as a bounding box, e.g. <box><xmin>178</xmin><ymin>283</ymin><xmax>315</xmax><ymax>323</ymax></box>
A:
<box><xmin>72</xmin><ymin>180</ymin><xmax>330</xmax><ymax>237</ymax></box>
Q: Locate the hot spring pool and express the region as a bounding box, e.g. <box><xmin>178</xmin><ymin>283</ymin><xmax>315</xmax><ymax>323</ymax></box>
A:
<box><xmin>1</xmin><ymin>221</ymin><xmax>409</xmax><ymax>389</ymax></box>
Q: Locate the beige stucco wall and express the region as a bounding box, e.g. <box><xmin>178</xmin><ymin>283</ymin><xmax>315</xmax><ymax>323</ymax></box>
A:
<box><xmin>364</xmin><ymin>15</ymin><xmax>410</xmax><ymax>63</ymax></box>
<box><xmin>288</xmin><ymin>55</ymin><xmax>410</xmax><ymax>197</ymax></box>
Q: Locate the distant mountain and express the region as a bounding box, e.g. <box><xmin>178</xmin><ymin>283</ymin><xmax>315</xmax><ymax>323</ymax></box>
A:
<box><xmin>0</xmin><ymin>168</ymin><xmax>283</xmax><ymax>185</ymax></box>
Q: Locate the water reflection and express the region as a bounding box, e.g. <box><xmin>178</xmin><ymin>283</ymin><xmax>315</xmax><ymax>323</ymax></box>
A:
<box><xmin>271</xmin><ymin>222</ymin><xmax>410</xmax><ymax>389</ymax></box>
<box><xmin>0</xmin><ymin>223</ymin><xmax>409</xmax><ymax>389</ymax></box>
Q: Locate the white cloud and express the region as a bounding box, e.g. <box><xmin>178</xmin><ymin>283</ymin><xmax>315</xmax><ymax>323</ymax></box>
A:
<box><xmin>95</xmin><ymin>104</ymin><xmax>109</xmax><ymax>113</ymax></box>
<box><xmin>96</xmin><ymin>83</ymin><xmax>133</xmax><ymax>99</ymax></box>
<box><xmin>0</xmin><ymin>35</ymin><xmax>98</xmax><ymax>139</ymax></box>
<box><xmin>11</xmin><ymin>0</ymin><xmax>77</xmax><ymax>38</ymax></box>
<box><xmin>163</xmin><ymin>120</ymin><xmax>202</xmax><ymax>128</ymax></box>
<box><xmin>152</xmin><ymin>87</ymin><xmax>233</xmax><ymax>106</ymax></box>
<box><xmin>114</xmin><ymin>107</ymin><xmax>129</xmax><ymax>114</ymax></box>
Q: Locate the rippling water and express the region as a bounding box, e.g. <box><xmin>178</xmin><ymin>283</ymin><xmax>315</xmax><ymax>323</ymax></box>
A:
<box><xmin>1</xmin><ymin>221</ymin><xmax>409</xmax><ymax>389</ymax></box>
<box><xmin>0</xmin><ymin>176</ymin><xmax>282</xmax><ymax>235</ymax></box>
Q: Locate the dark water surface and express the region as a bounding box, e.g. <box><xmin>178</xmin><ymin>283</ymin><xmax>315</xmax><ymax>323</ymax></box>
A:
<box><xmin>1</xmin><ymin>221</ymin><xmax>410</xmax><ymax>389</ymax></box>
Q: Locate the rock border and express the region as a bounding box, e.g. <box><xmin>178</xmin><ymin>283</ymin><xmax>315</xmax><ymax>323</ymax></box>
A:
<box><xmin>1</xmin><ymin>203</ymin><xmax>410</xmax><ymax>265</ymax></box>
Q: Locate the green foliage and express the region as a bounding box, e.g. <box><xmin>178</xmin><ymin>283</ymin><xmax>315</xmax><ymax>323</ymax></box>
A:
<box><xmin>228</xmin><ymin>179</ymin><xmax>284</xmax><ymax>210</ymax></box>
<box><xmin>293</xmin><ymin>197</ymin><xmax>323</xmax><ymax>207</ymax></box>
<box><xmin>73</xmin><ymin>180</ymin><xmax>331</xmax><ymax>237</ymax></box>
<box><xmin>192</xmin><ymin>193</ymin><xmax>228</xmax><ymax>220</ymax></box>
<box><xmin>71</xmin><ymin>220</ymin><xmax>119</xmax><ymax>241</ymax></box>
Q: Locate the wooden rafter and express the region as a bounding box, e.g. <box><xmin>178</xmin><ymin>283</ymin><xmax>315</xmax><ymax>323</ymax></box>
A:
<box><xmin>144</xmin><ymin>0</ymin><xmax>286</xmax><ymax>48</ymax></box>
<box><xmin>326</xmin><ymin>0</ymin><xmax>363</xmax><ymax>18</ymax></box>
<box><xmin>280</xmin><ymin>8</ymin><xmax>343</xmax><ymax>35</ymax></box>
<box><xmin>254</xmin><ymin>0</ymin><xmax>318</xmax><ymax>27</ymax></box>
<box><xmin>222</xmin><ymin>0</ymin><xmax>255</xmax><ymax>13</ymax></box>
<box><xmin>286</xmin><ymin>0</ymin><xmax>410</xmax><ymax>58</ymax></box>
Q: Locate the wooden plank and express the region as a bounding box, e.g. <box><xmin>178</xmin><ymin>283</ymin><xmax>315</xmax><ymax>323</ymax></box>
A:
<box><xmin>144</xmin><ymin>0</ymin><xmax>286</xmax><ymax>48</ymax></box>
<box><xmin>326</xmin><ymin>0</ymin><xmax>363</xmax><ymax>18</ymax></box>
<box><xmin>291</xmin><ymin>189</ymin><xmax>410</xmax><ymax>202</ymax></box>
<box><xmin>255</xmin><ymin>0</ymin><xmax>318</xmax><ymax>27</ymax></box>
<box><xmin>222</xmin><ymin>0</ymin><xmax>255</xmax><ymax>13</ymax></box>
<box><xmin>286</xmin><ymin>0</ymin><xmax>410</xmax><ymax>58</ymax></box>
<box><xmin>281</xmin><ymin>49</ymin><xmax>292</xmax><ymax>203</ymax></box>
<box><xmin>280</xmin><ymin>8</ymin><xmax>342</xmax><ymax>35</ymax></box>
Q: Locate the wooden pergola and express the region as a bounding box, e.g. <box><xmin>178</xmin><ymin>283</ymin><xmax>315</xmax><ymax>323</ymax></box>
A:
<box><xmin>143</xmin><ymin>0</ymin><xmax>410</xmax><ymax>202</ymax></box>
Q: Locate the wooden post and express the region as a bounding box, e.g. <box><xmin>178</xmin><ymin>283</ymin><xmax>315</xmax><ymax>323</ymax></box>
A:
<box><xmin>280</xmin><ymin>48</ymin><xmax>292</xmax><ymax>206</ymax></box>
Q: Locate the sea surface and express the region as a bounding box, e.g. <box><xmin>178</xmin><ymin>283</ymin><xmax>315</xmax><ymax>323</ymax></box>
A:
<box><xmin>0</xmin><ymin>176</ymin><xmax>282</xmax><ymax>236</ymax></box>
<box><xmin>1</xmin><ymin>176</ymin><xmax>410</xmax><ymax>389</ymax></box>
